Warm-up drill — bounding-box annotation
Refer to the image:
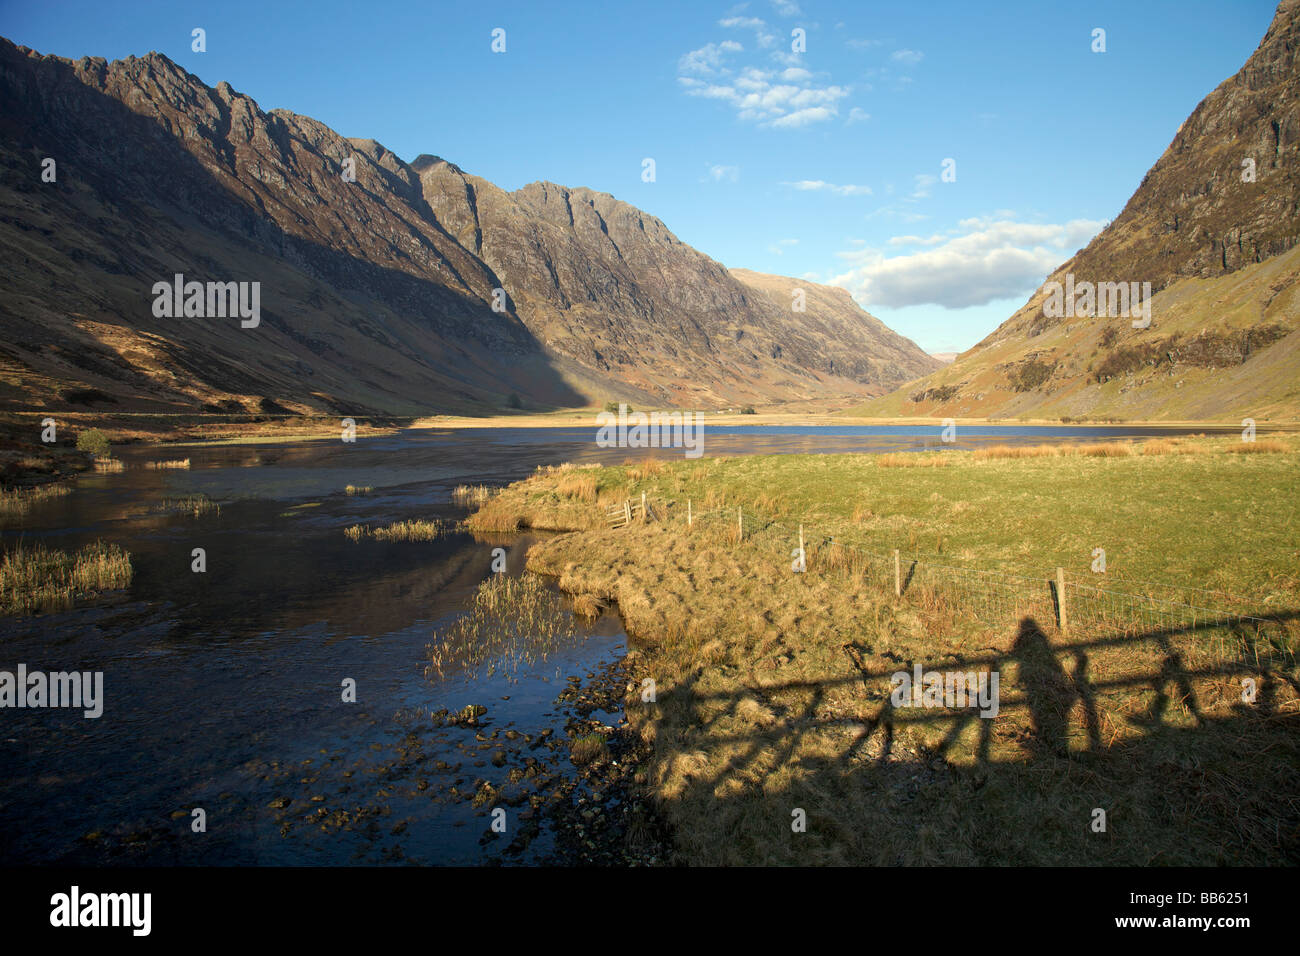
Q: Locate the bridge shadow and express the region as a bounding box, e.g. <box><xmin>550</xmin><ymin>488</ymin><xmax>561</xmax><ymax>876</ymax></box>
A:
<box><xmin>646</xmin><ymin>608</ymin><xmax>1300</xmax><ymax>865</ymax></box>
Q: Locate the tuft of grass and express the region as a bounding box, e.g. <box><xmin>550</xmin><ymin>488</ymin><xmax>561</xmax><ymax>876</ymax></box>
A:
<box><xmin>973</xmin><ymin>444</ymin><xmax>1060</xmax><ymax>460</ymax></box>
<box><xmin>570</xmin><ymin>593</ymin><xmax>604</xmax><ymax>618</ymax></box>
<box><xmin>0</xmin><ymin>483</ymin><xmax>72</xmax><ymax>519</ymax></box>
<box><xmin>426</xmin><ymin>574</ymin><xmax>576</xmax><ymax>681</ymax></box>
<box><xmin>143</xmin><ymin>458</ymin><xmax>190</xmax><ymax>470</ymax></box>
<box><xmin>344</xmin><ymin>484</ymin><xmax>373</xmax><ymax>495</ymax></box>
<box><xmin>344</xmin><ymin>518</ymin><xmax>450</xmax><ymax>542</ymax></box>
<box><xmin>1078</xmin><ymin>441</ymin><xmax>1133</xmax><ymax>457</ymax></box>
<box><xmin>452</xmin><ymin>484</ymin><xmax>494</xmax><ymax>507</ymax></box>
<box><xmin>92</xmin><ymin>458</ymin><xmax>125</xmax><ymax>473</ymax></box>
<box><xmin>570</xmin><ymin>732</ymin><xmax>609</xmax><ymax>766</ymax></box>
<box><xmin>555</xmin><ymin>473</ymin><xmax>597</xmax><ymax>502</ymax></box>
<box><xmin>0</xmin><ymin>540</ymin><xmax>133</xmax><ymax>615</ymax></box>
<box><xmin>159</xmin><ymin>494</ymin><xmax>220</xmax><ymax>517</ymax></box>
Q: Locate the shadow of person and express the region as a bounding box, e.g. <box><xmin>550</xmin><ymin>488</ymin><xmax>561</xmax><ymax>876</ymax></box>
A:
<box><xmin>1010</xmin><ymin>617</ymin><xmax>1074</xmax><ymax>757</ymax></box>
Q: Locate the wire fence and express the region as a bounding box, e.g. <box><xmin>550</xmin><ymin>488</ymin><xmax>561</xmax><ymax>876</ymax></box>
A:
<box><xmin>600</xmin><ymin>494</ymin><xmax>1295</xmax><ymax>656</ymax></box>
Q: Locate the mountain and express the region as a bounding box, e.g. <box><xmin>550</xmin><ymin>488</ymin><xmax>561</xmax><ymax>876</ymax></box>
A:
<box><xmin>412</xmin><ymin>158</ymin><xmax>938</xmax><ymax>406</ymax></box>
<box><xmin>856</xmin><ymin>0</ymin><xmax>1300</xmax><ymax>422</ymax></box>
<box><xmin>0</xmin><ymin>39</ymin><xmax>936</xmax><ymax>417</ymax></box>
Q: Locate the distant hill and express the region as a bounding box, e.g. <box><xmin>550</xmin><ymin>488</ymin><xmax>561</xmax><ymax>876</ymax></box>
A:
<box><xmin>853</xmin><ymin>0</ymin><xmax>1300</xmax><ymax>422</ymax></box>
<box><xmin>0</xmin><ymin>39</ymin><xmax>935</xmax><ymax>417</ymax></box>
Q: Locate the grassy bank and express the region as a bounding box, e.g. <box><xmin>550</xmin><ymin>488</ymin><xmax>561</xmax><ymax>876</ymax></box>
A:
<box><xmin>470</xmin><ymin>437</ymin><xmax>1300</xmax><ymax>864</ymax></box>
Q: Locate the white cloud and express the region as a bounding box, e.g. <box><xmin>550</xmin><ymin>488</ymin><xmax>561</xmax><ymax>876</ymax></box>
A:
<box><xmin>768</xmin><ymin>237</ymin><xmax>800</xmax><ymax>254</ymax></box>
<box><xmin>771</xmin><ymin>0</ymin><xmax>802</xmax><ymax>15</ymax></box>
<box><xmin>785</xmin><ymin>179</ymin><xmax>872</xmax><ymax>195</ymax></box>
<box><xmin>829</xmin><ymin>218</ymin><xmax>1106</xmax><ymax>309</ymax></box>
<box><xmin>679</xmin><ymin>40</ymin><xmax>743</xmax><ymax>75</ymax></box>
<box><xmin>707</xmin><ymin>164</ymin><xmax>740</xmax><ymax>182</ymax></box>
<box><xmin>846</xmin><ymin>107</ymin><xmax>870</xmax><ymax>124</ymax></box>
<box><xmin>890</xmin><ymin>48</ymin><xmax>924</xmax><ymax>65</ymax></box>
<box><xmin>679</xmin><ymin>22</ymin><xmax>856</xmax><ymax>128</ymax></box>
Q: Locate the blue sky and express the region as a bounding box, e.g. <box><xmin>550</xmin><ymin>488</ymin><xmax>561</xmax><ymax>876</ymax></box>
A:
<box><xmin>0</xmin><ymin>0</ymin><xmax>1280</xmax><ymax>352</ymax></box>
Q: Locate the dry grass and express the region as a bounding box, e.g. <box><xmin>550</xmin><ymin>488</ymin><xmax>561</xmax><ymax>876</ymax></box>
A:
<box><xmin>555</xmin><ymin>473</ymin><xmax>597</xmax><ymax>502</ymax></box>
<box><xmin>92</xmin><ymin>458</ymin><xmax>125</xmax><ymax>473</ymax></box>
<box><xmin>626</xmin><ymin>458</ymin><xmax>666</xmax><ymax>481</ymax></box>
<box><xmin>1141</xmin><ymin>438</ymin><xmax>1178</xmax><ymax>456</ymax></box>
<box><xmin>570</xmin><ymin>732</ymin><xmax>610</xmax><ymax>766</ymax></box>
<box><xmin>1228</xmin><ymin>439</ymin><xmax>1287</xmax><ymax>454</ymax></box>
<box><xmin>876</xmin><ymin>452</ymin><xmax>954</xmax><ymax>467</ymax></box>
<box><xmin>570</xmin><ymin>593</ymin><xmax>604</xmax><ymax>618</ymax></box>
<box><xmin>344</xmin><ymin>484</ymin><xmax>373</xmax><ymax>495</ymax></box>
<box><xmin>452</xmin><ymin>484</ymin><xmax>494</xmax><ymax>507</ymax></box>
<box><xmin>0</xmin><ymin>540</ymin><xmax>133</xmax><ymax>615</ymax></box>
<box><xmin>426</xmin><ymin>574</ymin><xmax>576</xmax><ymax>681</ymax></box>
<box><xmin>160</xmin><ymin>494</ymin><xmax>220</xmax><ymax>517</ymax></box>
<box><xmin>973</xmin><ymin>444</ymin><xmax>1061</xmax><ymax>460</ymax></box>
<box><xmin>1078</xmin><ymin>441</ymin><xmax>1134</xmax><ymax>457</ymax></box>
<box><xmin>0</xmin><ymin>482</ymin><xmax>72</xmax><ymax>519</ymax></box>
<box><xmin>344</xmin><ymin>518</ymin><xmax>450</xmax><ymax>542</ymax></box>
<box><xmin>142</xmin><ymin>458</ymin><xmax>191</xmax><ymax>469</ymax></box>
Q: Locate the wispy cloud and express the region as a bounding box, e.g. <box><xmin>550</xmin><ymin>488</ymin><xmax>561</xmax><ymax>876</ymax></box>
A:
<box><xmin>768</xmin><ymin>237</ymin><xmax>800</xmax><ymax>254</ymax></box>
<box><xmin>890</xmin><ymin>48</ymin><xmax>924</xmax><ymax>65</ymax></box>
<box><xmin>706</xmin><ymin>164</ymin><xmax>740</xmax><ymax>182</ymax></box>
<box><xmin>784</xmin><ymin>179</ymin><xmax>873</xmax><ymax>196</ymax></box>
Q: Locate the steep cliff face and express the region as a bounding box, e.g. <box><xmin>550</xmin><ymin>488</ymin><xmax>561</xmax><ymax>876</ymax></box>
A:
<box><xmin>0</xmin><ymin>38</ymin><xmax>936</xmax><ymax>416</ymax></box>
<box><xmin>859</xmin><ymin>0</ymin><xmax>1300</xmax><ymax>422</ymax></box>
<box><xmin>415</xmin><ymin>157</ymin><xmax>939</xmax><ymax>407</ymax></box>
<box><xmin>0</xmin><ymin>40</ymin><xmax>572</xmax><ymax>416</ymax></box>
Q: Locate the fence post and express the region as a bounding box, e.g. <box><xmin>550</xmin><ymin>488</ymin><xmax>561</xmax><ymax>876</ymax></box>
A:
<box><xmin>688</xmin><ymin>498</ymin><xmax>692</xmax><ymax>527</ymax></box>
<box><xmin>624</xmin><ymin>500</ymin><xmax>631</xmax><ymax>527</ymax></box>
<box><xmin>737</xmin><ymin>506</ymin><xmax>743</xmax><ymax>542</ymax></box>
<box><xmin>1056</xmin><ymin>567</ymin><xmax>1068</xmax><ymax>632</ymax></box>
<box><xmin>893</xmin><ymin>549</ymin><xmax>901</xmax><ymax>596</ymax></box>
<box><xmin>799</xmin><ymin>524</ymin><xmax>805</xmax><ymax>569</ymax></box>
<box><xmin>641</xmin><ymin>491</ymin><xmax>646</xmax><ymax>523</ymax></box>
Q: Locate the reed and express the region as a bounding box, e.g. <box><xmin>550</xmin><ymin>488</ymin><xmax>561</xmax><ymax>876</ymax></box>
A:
<box><xmin>0</xmin><ymin>540</ymin><xmax>133</xmax><ymax>616</ymax></box>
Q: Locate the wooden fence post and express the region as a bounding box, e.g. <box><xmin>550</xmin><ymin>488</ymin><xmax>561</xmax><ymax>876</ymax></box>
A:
<box><xmin>624</xmin><ymin>499</ymin><xmax>631</xmax><ymax>527</ymax></box>
<box><xmin>737</xmin><ymin>506</ymin><xmax>743</xmax><ymax>542</ymax></box>
<box><xmin>641</xmin><ymin>491</ymin><xmax>647</xmax><ymax>523</ymax></box>
<box><xmin>688</xmin><ymin>498</ymin><xmax>692</xmax><ymax>527</ymax></box>
<box><xmin>893</xmin><ymin>549</ymin><xmax>901</xmax><ymax>596</ymax></box>
<box><xmin>799</xmin><ymin>524</ymin><xmax>805</xmax><ymax>569</ymax></box>
<box><xmin>1056</xmin><ymin>567</ymin><xmax>1068</xmax><ymax>632</ymax></box>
